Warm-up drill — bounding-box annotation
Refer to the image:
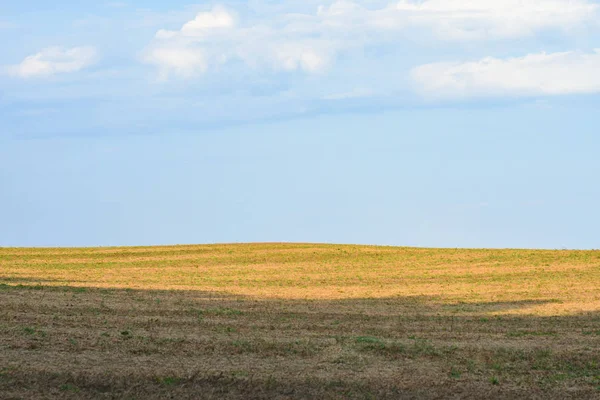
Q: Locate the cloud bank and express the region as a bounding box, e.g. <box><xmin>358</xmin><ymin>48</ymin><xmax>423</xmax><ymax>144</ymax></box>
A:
<box><xmin>143</xmin><ymin>0</ymin><xmax>598</xmax><ymax>79</ymax></box>
<box><xmin>412</xmin><ymin>50</ymin><xmax>600</xmax><ymax>98</ymax></box>
<box><xmin>392</xmin><ymin>0</ymin><xmax>597</xmax><ymax>40</ymax></box>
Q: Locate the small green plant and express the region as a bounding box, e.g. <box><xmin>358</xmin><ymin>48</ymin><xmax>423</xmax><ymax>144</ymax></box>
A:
<box><xmin>189</xmin><ymin>309</ymin><xmax>205</xmax><ymax>321</ymax></box>
<box><xmin>583</xmin><ymin>330</ymin><xmax>600</xmax><ymax>336</ymax></box>
<box><xmin>450</xmin><ymin>367</ymin><xmax>462</xmax><ymax>379</ymax></box>
<box><xmin>355</xmin><ymin>336</ymin><xmax>381</xmax><ymax>344</ymax></box>
<box><xmin>209</xmin><ymin>307</ymin><xmax>243</xmax><ymax>316</ymax></box>
<box><xmin>490</xmin><ymin>376</ymin><xmax>500</xmax><ymax>385</ymax></box>
<box><xmin>466</xmin><ymin>359</ymin><xmax>477</xmax><ymax>373</ymax></box>
<box><xmin>156</xmin><ymin>377</ymin><xmax>180</xmax><ymax>386</ymax></box>
<box><xmin>59</xmin><ymin>383</ymin><xmax>79</xmax><ymax>392</ymax></box>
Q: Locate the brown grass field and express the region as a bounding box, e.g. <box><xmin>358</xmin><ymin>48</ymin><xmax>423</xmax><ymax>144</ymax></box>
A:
<box><xmin>1</xmin><ymin>243</ymin><xmax>599</xmax><ymax>399</ymax></box>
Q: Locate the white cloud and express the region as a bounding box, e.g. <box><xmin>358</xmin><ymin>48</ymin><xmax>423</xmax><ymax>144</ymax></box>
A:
<box><xmin>143</xmin><ymin>1</ymin><xmax>599</xmax><ymax>79</ymax></box>
<box><xmin>411</xmin><ymin>50</ymin><xmax>600</xmax><ymax>98</ymax></box>
<box><xmin>143</xmin><ymin>6</ymin><xmax>333</xmax><ymax>78</ymax></box>
<box><xmin>316</xmin><ymin>0</ymin><xmax>598</xmax><ymax>40</ymax></box>
<box><xmin>181</xmin><ymin>6</ymin><xmax>236</xmax><ymax>34</ymax></box>
<box><xmin>270</xmin><ymin>42</ymin><xmax>332</xmax><ymax>72</ymax></box>
<box><xmin>155</xmin><ymin>6</ymin><xmax>235</xmax><ymax>39</ymax></box>
<box><xmin>392</xmin><ymin>0</ymin><xmax>598</xmax><ymax>40</ymax></box>
<box><xmin>143</xmin><ymin>47</ymin><xmax>207</xmax><ymax>79</ymax></box>
<box><xmin>7</xmin><ymin>46</ymin><xmax>98</xmax><ymax>78</ymax></box>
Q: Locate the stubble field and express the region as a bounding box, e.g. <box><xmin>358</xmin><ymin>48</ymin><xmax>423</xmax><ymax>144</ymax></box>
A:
<box><xmin>1</xmin><ymin>243</ymin><xmax>599</xmax><ymax>399</ymax></box>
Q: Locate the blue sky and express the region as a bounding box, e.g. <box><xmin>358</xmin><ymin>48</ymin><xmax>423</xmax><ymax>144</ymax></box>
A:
<box><xmin>1</xmin><ymin>0</ymin><xmax>599</xmax><ymax>248</ymax></box>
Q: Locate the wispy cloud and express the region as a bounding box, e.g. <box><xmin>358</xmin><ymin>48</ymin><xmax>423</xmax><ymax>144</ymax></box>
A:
<box><xmin>6</xmin><ymin>46</ymin><xmax>98</xmax><ymax>79</ymax></box>
<box><xmin>411</xmin><ymin>50</ymin><xmax>600</xmax><ymax>98</ymax></box>
<box><xmin>391</xmin><ymin>0</ymin><xmax>598</xmax><ymax>40</ymax></box>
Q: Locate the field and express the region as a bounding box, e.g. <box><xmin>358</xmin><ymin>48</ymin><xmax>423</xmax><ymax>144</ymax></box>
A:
<box><xmin>1</xmin><ymin>243</ymin><xmax>600</xmax><ymax>399</ymax></box>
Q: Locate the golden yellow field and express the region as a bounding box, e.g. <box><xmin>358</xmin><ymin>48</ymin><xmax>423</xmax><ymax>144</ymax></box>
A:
<box><xmin>1</xmin><ymin>243</ymin><xmax>599</xmax><ymax>399</ymax></box>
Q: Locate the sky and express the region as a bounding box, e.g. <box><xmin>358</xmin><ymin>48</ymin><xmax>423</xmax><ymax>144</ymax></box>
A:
<box><xmin>1</xmin><ymin>0</ymin><xmax>599</xmax><ymax>249</ymax></box>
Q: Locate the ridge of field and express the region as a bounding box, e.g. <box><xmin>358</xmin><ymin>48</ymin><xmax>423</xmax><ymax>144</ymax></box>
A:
<box><xmin>1</xmin><ymin>243</ymin><xmax>599</xmax><ymax>399</ymax></box>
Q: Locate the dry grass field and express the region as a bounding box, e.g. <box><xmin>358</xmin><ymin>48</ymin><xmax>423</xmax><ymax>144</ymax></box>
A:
<box><xmin>1</xmin><ymin>243</ymin><xmax>600</xmax><ymax>399</ymax></box>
